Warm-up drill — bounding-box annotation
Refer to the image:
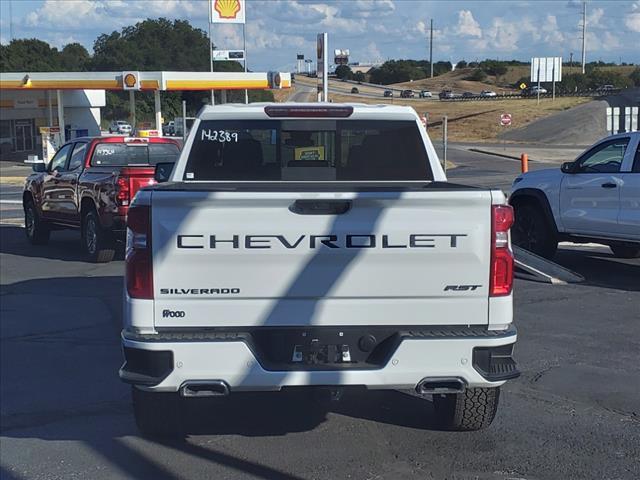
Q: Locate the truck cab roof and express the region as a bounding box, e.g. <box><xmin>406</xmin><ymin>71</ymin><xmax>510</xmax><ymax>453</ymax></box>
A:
<box><xmin>198</xmin><ymin>103</ymin><xmax>421</xmax><ymax>122</ymax></box>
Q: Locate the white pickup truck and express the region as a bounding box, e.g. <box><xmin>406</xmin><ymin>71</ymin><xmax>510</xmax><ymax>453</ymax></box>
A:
<box><xmin>119</xmin><ymin>103</ymin><xmax>519</xmax><ymax>436</ymax></box>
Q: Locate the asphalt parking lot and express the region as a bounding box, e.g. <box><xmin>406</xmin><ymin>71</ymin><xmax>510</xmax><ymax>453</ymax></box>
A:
<box><xmin>1</xmin><ymin>150</ymin><xmax>639</xmax><ymax>480</ymax></box>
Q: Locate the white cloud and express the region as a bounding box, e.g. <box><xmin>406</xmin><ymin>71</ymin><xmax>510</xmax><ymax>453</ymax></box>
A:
<box><xmin>363</xmin><ymin>41</ymin><xmax>382</xmax><ymax>62</ymax></box>
<box><xmin>24</xmin><ymin>0</ymin><xmax>200</xmax><ymax>30</ymax></box>
<box><xmin>454</xmin><ymin>10</ymin><xmax>482</xmax><ymax>38</ymax></box>
<box><xmin>625</xmin><ymin>2</ymin><xmax>640</xmax><ymax>32</ymax></box>
<box><xmin>415</xmin><ymin>20</ymin><xmax>428</xmax><ymax>36</ymax></box>
<box><xmin>341</xmin><ymin>0</ymin><xmax>396</xmax><ymax>18</ymax></box>
<box><xmin>542</xmin><ymin>15</ymin><xmax>564</xmax><ymax>44</ymax></box>
<box><xmin>5</xmin><ymin>0</ymin><xmax>640</xmax><ymax>70</ymax></box>
<box><xmin>600</xmin><ymin>31</ymin><xmax>621</xmax><ymax>50</ymax></box>
<box><xmin>586</xmin><ymin>7</ymin><xmax>604</xmax><ymax>27</ymax></box>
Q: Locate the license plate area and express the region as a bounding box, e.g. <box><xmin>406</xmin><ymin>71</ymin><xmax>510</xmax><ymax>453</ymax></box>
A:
<box><xmin>250</xmin><ymin>327</ymin><xmax>401</xmax><ymax>371</ymax></box>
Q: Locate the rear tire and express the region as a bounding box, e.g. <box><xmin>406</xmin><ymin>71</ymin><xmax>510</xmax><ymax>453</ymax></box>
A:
<box><xmin>132</xmin><ymin>387</ymin><xmax>184</xmax><ymax>437</ymax></box>
<box><xmin>82</xmin><ymin>209</ymin><xmax>115</xmax><ymax>263</ymax></box>
<box><xmin>433</xmin><ymin>387</ymin><xmax>500</xmax><ymax>431</ymax></box>
<box><xmin>24</xmin><ymin>200</ymin><xmax>50</xmax><ymax>245</ymax></box>
<box><xmin>512</xmin><ymin>203</ymin><xmax>557</xmax><ymax>259</ymax></box>
<box><xmin>609</xmin><ymin>244</ymin><xmax>640</xmax><ymax>259</ymax></box>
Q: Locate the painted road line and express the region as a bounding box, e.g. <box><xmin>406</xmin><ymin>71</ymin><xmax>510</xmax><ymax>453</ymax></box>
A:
<box><xmin>0</xmin><ymin>176</ymin><xmax>27</xmax><ymax>186</ymax></box>
<box><xmin>0</xmin><ymin>200</ymin><xmax>22</xmax><ymax>204</ymax></box>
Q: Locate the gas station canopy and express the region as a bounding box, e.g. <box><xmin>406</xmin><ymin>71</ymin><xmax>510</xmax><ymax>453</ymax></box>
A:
<box><xmin>1</xmin><ymin>70</ymin><xmax>291</xmax><ymax>147</ymax></box>
<box><xmin>0</xmin><ymin>71</ymin><xmax>291</xmax><ymax>91</ymax></box>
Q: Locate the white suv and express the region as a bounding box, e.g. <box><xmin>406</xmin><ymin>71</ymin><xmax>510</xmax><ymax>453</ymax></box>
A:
<box><xmin>109</xmin><ymin>120</ymin><xmax>132</xmax><ymax>135</ymax></box>
<box><xmin>510</xmin><ymin>132</ymin><xmax>640</xmax><ymax>258</ymax></box>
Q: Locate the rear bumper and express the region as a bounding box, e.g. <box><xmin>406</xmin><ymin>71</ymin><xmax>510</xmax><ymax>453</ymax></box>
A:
<box><xmin>120</xmin><ymin>325</ymin><xmax>519</xmax><ymax>392</ymax></box>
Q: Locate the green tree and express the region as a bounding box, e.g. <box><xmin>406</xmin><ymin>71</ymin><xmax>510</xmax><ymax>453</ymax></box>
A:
<box><xmin>335</xmin><ymin>65</ymin><xmax>353</xmax><ymax>80</ymax></box>
<box><xmin>91</xmin><ymin>18</ymin><xmax>210</xmax><ymax>71</ymax></box>
<box><xmin>466</xmin><ymin>69</ymin><xmax>487</xmax><ymax>81</ymax></box>
<box><xmin>59</xmin><ymin>43</ymin><xmax>91</xmax><ymax>71</ymax></box>
<box><xmin>628</xmin><ymin>68</ymin><xmax>640</xmax><ymax>87</ymax></box>
<box><xmin>478</xmin><ymin>60</ymin><xmax>508</xmax><ymax>76</ymax></box>
<box><xmin>353</xmin><ymin>71</ymin><xmax>366</xmax><ymax>82</ymax></box>
<box><xmin>456</xmin><ymin>60</ymin><xmax>467</xmax><ymax>69</ymax></box>
<box><xmin>0</xmin><ymin>39</ymin><xmax>62</xmax><ymax>71</ymax></box>
<box><xmin>369</xmin><ymin>60</ymin><xmax>428</xmax><ymax>85</ymax></box>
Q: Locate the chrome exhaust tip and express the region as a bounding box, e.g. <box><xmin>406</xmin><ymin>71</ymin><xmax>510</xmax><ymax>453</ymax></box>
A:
<box><xmin>415</xmin><ymin>377</ymin><xmax>467</xmax><ymax>395</ymax></box>
<box><xmin>180</xmin><ymin>380</ymin><xmax>230</xmax><ymax>398</ymax></box>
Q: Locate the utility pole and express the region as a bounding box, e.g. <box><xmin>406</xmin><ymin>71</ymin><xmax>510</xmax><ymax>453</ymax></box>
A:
<box><xmin>429</xmin><ymin>19</ymin><xmax>434</xmax><ymax>78</ymax></box>
<box><xmin>208</xmin><ymin>14</ymin><xmax>215</xmax><ymax>105</ymax></box>
<box><xmin>581</xmin><ymin>1</ymin><xmax>586</xmax><ymax>74</ymax></box>
<box><xmin>9</xmin><ymin>0</ymin><xmax>14</xmax><ymax>41</ymax></box>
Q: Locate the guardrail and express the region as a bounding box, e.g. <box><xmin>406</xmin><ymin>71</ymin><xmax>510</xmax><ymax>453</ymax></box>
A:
<box><xmin>438</xmin><ymin>89</ymin><xmax>622</xmax><ymax>101</ymax></box>
<box><xmin>296</xmin><ymin>74</ymin><xmax>625</xmax><ymax>101</ymax></box>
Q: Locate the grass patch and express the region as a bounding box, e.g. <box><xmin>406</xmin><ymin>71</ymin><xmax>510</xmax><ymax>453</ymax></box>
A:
<box><xmin>327</xmin><ymin>93</ymin><xmax>590</xmax><ymax>143</ymax></box>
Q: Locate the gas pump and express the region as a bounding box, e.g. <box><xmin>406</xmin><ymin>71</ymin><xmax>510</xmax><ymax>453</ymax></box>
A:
<box><xmin>39</xmin><ymin>127</ymin><xmax>62</xmax><ymax>164</ymax></box>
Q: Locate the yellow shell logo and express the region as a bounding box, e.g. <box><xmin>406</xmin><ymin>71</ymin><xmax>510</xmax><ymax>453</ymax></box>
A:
<box><xmin>124</xmin><ymin>73</ymin><xmax>137</xmax><ymax>88</ymax></box>
<box><xmin>214</xmin><ymin>0</ymin><xmax>241</xmax><ymax>19</ymax></box>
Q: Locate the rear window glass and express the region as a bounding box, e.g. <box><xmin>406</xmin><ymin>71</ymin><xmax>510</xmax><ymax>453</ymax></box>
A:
<box><xmin>91</xmin><ymin>143</ymin><xmax>180</xmax><ymax>166</ymax></box>
<box><xmin>183</xmin><ymin>120</ymin><xmax>432</xmax><ymax>181</ymax></box>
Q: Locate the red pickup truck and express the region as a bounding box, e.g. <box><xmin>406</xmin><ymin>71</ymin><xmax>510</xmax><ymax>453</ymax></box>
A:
<box><xmin>23</xmin><ymin>136</ymin><xmax>181</xmax><ymax>262</ymax></box>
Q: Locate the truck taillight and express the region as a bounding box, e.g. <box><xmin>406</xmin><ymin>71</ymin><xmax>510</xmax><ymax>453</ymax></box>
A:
<box><xmin>490</xmin><ymin>205</ymin><xmax>514</xmax><ymax>297</ymax></box>
<box><xmin>117</xmin><ymin>176</ymin><xmax>130</xmax><ymax>206</ymax></box>
<box><xmin>126</xmin><ymin>204</ymin><xmax>153</xmax><ymax>299</ymax></box>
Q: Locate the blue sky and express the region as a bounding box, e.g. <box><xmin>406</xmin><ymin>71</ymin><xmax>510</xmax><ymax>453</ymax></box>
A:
<box><xmin>1</xmin><ymin>0</ymin><xmax>639</xmax><ymax>71</ymax></box>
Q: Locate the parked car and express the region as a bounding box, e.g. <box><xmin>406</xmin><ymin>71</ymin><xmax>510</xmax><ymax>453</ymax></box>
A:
<box><xmin>383</xmin><ymin>89</ymin><xmax>393</xmax><ymax>97</ymax></box>
<box><xmin>510</xmin><ymin>132</ymin><xmax>640</xmax><ymax>259</ymax></box>
<box><xmin>523</xmin><ymin>86</ymin><xmax>548</xmax><ymax>96</ymax></box>
<box><xmin>120</xmin><ymin>103</ymin><xmax>520</xmax><ymax>436</ymax></box>
<box><xmin>439</xmin><ymin>89</ymin><xmax>454</xmax><ymax>99</ymax></box>
<box><xmin>462</xmin><ymin>92</ymin><xmax>475</xmax><ymax>98</ymax></box>
<box><xmin>597</xmin><ymin>84</ymin><xmax>615</xmax><ymax>92</ymax></box>
<box><xmin>400</xmin><ymin>89</ymin><xmax>415</xmax><ymax>98</ymax></box>
<box><xmin>350</xmin><ymin>87</ymin><xmax>360</xmax><ymax>94</ymax></box>
<box><xmin>419</xmin><ymin>90</ymin><xmax>433</xmax><ymax>98</ymax></box>
<box><xmin>480</xmin><ymin>90</ymin><xmax>497</xmax><ymax>97</ymax></box>
<box><xmin>109</xmin><ymin>120</ymin><xmax>132</xmax><ymax>135</ymax></box>
<box><xmin>163</xmin><ymin>121</ymin><xmax>175</xmax><ymax>136</ymax></box>
<box><xmin>23</xmin><ymin>136</ymin><xmax>181</xmax><ymax>262</ymax></box>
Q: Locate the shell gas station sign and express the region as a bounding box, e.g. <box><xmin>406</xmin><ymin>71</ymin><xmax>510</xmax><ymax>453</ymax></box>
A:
<box><xmin>210</xmin><ymin>0</ymin><xmax>246</xmax><ymax>24</ymax></box>
<box><xmin>122</xmin><ymin>71</ymin><xmax>140</xmax><ymax>90</ymax></box>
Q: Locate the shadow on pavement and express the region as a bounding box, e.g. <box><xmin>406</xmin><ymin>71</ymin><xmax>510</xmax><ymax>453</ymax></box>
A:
<box><xmin>0</xmin><ymin>225</ymin><xmax>124</xmax><ymax>262</ymax></box>
<box><xmin>1</xmin><ymin>271</ymin><xmax>441</xmax><ymax>479</ymax></box>
<box><xmin>553</xmin><ymin>247</ymin><xmax>640</xmax><ymax>292</ymax></box>
<box><xmin>179</xmin><ymin>387</ymin><xmax>438</xmax><ymax>437</ymax></box>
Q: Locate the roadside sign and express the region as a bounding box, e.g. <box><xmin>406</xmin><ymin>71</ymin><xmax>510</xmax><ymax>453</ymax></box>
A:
<box><xmin>209</xmin><ymin>0</ymin><xmax>245</xmax><ymax>24</ymax></box>
<box><xmin>519</xmin><ymin>83</ymin><xmax>527</xmax><ymax>90</ymax></box>
<box><xmin>531</xmin><ymin>57</ymin><xmax>562</xmax><ymax>82</ymax></box>
<box><xmin>122</xmin><ymin>71</ymin><xmax>140</xmax><ymax>90</ymax></box>
<box><xmin>212</xmin><ymin>49</ymin><xmax>245</xmax><ymax>61</ymax></box>
<box><xmin>500</xmin><ymin>113</ymin><xmax>512</xmax><ymax>126</ymax></box>
<box><xmin>317</xmin><ymin>32</ymin><xmax>328</xmax><ymax>102</ymax></box>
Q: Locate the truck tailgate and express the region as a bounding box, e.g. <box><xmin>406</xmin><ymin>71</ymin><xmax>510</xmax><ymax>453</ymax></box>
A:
<box><xmin>151</xmin><ymin>188</ymin><xmax>492</xmax><ymax>327</ymax></box>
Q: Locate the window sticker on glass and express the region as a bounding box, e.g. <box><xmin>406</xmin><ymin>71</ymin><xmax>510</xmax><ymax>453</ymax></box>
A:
<box><xmin>201</xmin><ymin>129</ymin><xmax>239</xmax><ymax>143</ymax></box>
<box><xmin>295</xmin><ymin>146</ymin><xmax>325</xmax><ymax>161</ymax></box>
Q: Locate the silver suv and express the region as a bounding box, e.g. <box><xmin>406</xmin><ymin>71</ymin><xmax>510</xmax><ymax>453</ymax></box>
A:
<box><xmin>109</xmin><ymin>120</ymin><xmax>132</xmax><ymax>135</ymax></box>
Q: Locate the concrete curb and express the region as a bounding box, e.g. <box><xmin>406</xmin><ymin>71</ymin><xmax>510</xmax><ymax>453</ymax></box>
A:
<box><xmin>468</xmin><ymin>148</ymin><xmax>522</xmax><ymax>161</ymax></box>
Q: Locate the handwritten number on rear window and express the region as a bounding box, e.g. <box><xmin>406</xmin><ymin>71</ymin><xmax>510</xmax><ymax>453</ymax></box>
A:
<box><xmin>201</xmin><ymin>129</ymin><xmax>238</xmax><ymax>143</ymax></box>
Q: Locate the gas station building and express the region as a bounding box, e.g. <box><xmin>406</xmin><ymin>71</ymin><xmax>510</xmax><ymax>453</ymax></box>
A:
<box><xmin>0</xmin><ymin>89</ymin><xmax>105</xmax><ymax>159</ymax></box>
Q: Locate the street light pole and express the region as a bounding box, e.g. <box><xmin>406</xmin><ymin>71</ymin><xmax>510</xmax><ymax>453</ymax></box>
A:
<box><xmin>208</xmin><ymin>18</ymin><xmax>215</xmax><ymax>105</ymax></box>
<box><xmin>429</xmin><ymin>19</ymin><xmax>434</xmax><ymax>78</ymax></box>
